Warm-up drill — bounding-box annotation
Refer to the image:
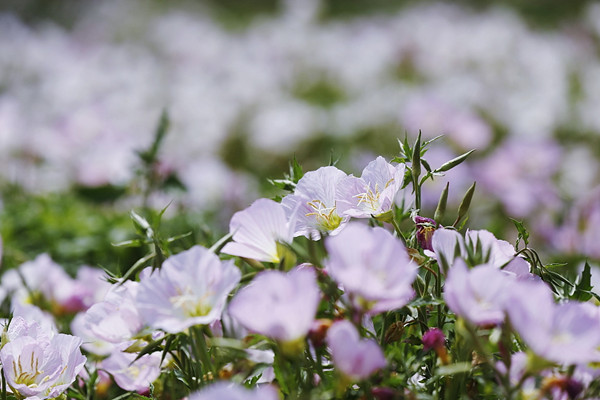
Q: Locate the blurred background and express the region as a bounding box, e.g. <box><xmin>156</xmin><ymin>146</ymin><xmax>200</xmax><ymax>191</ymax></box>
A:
<box><xmin>1</xmin><ymin>0</ymin><xmax>600</xmax><ymax>274</ymax></box>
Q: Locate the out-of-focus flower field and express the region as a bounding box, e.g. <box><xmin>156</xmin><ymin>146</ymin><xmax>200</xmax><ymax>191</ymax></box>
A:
<box><xmin>2</xmin><ymin>0</ymin><xmax>600</xmax><ymax>399</ymax></box>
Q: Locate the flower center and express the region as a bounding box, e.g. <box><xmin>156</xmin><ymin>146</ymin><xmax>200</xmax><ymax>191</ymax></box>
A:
<box><xmin>12</xmin><ymin>353</ymin><xmax>44</xmax><ymax>387</ymax></box>
<box><xmin>306</xmin><ymin>199</ymin><xmax>342</xmax><ymax>231</ymax></box>
<box><xmin>170</xmin><ymin>288</ymin><xmax>212</xmax><ymax>318</ymax></box>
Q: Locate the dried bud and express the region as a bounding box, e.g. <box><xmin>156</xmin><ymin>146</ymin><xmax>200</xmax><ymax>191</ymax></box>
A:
<box><xmin>308</xmin><ymin>319</ymin><xmax>333</xmax><ymax>348</ymax></box>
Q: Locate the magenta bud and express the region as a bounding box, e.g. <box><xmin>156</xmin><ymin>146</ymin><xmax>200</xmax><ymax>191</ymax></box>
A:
<box><xmin>422</xmin><ymin>327</ymin><xmax>445</xmax><ymax>352</ymax></box>
<box><xmin>414</xmin><ymin>216</ymin><xmax>437</xmax><ymax>251</ymax></box>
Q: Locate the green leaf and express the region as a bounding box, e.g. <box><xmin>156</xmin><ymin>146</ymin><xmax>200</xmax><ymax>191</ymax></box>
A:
<box><xmin>421</xmin><ymin>158</ymin><xmax>433</xmax><ymax>173</ymax></box>
<box><xmin>573</xmin><ymin>262</ymin><xmax>593</xmax><ymax>301</ymax></box>
<box><xmin>453</xmin><ymin>182</ymin><xmax>476</xmax><ymax>227</ymax></box>
<box><xmin>137</xmin><ymin>110</ymin><xmax>170</xmax><ymax>165</ymax></box>
<box><xmin>510</xmin><ymin>218</ymin><xmax>530</xmax><ymax>249</ymax></box>
<box><xmin>434</xmin><ymin>182</ymin><xmax>449</xmax><ymax>223</ymax></box>
<box><xmin>132</xmin><ymin>336</ymin><xmax>167</xmax><ymax>364</ymax></box>
<box><xmin>289</xmin><ymin>155</ymin><xmax>304</xmax><ymax>183</ymax></box>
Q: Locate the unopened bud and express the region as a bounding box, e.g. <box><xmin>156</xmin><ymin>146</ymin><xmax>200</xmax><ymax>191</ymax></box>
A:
<box><xmin>414</xmin><ymin>216</ymin><xmax>437</xmax><ymax>251</ymax></box>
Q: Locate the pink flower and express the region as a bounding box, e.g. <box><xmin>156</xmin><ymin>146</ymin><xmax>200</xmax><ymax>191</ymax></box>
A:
<box><xmin>422</xmin><ymin>328</ymin><xmax>445</xmax><ymax>352</ymax></box>
<box><xmin>221</xmin><ymin>198</ymin><xmax>294</xmax><ymax>263</ymax></box>
<box><xmin>325</xmin><ymin>223</ymin><xmax>417</xmax><ymax>314</ymax></box>
<box><xmin>228</xmin><ymin>266</ymin><xmax>320</xmax><ymax>343</ymax></box>
<box><xmin>136</xmin><ymin>246</ymin><xmax>241</xmax><ymax>334</ymax></box>
<box><xmin>507</xmin><ymin>282</ymin><xmax>600</xmax><ymax>365</ymax></box>
<box><xmin>327</xmin><ymin>320</ymin><xmax>386</xmax><ymax>381</ymax></box>
<box><xmin>281</xmin><ymin>166</ymin><xmax>348</xmax><ymax>238</ymax></box>
<box><xmin>443</xmin><ymin>260</ymin><xmax>512</xmax><ymax>326</ymax></box>
<box><xmin>0</xmin><ymin>319</ymin><xmax>86</xmax><ymax>399</ymax></box>
<box><xmin>337</xmin><ymin>156</ymin><xmax>406</xmax><ymax>219</ymax></box>
<box><xmin>82</xmin><ymin>280</ymin><xmax>143</xmax><ymax>343</ymax></box>
<box><xmin>101</xmin><ymin>342</ymin><xmax>162</xmax><ymax>392</ymax></box>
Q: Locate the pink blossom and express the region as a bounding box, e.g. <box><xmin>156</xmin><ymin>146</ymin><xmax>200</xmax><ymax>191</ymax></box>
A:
<box><xmin>327</xmin><ymin>320</ymin><xmax>386</xmax><ymax>380</ymax></box>
<box><xmin>443</xmin><ymin>260</ymin><xmax>512</xmax><ymax>326</ymax></box>
<box><xmin>136</xmin><ymin>245</ymin><xmax>241</xmax><ymax>334</ymax></box>
<box><xmin>221</xmin><ymin>198</ymin><xmax>294</xmax><ymax>263</ymax></box>
<box><xmin>337</xmin><ymin>156</ymin><xmax>405</xmax><ymax>219</ymax></box>
<box><xmin>325</xmin><ymin>223</ymin><xmax>417</xmax><ymax>314</ymax></box>
<box><xmin>281</xmin><ymin>166</ymin><xmax>348</xmax><ymax>238</ymax></box>
<box><xmin>82</xmin><ymin>280</ymin><xmax>143</xmax><ymax>343</ymax></box>
<box><xmin>101</xmin><ymin>342</ymin><xmax>162</xmax><ymax>392</ymax></box>
<box><xmin>507</xmin><ymin>283</ymin><xmax>600</xmax><ymax>365</ymax></box>
<box><xmin>0</xmin><ymin>319</ymin><xmax>86</xmax><ymax>399</ymax></box>
<box><xmin>228</xmin><ymin>266</ymin><xmax>320</xmax><ymax>343</ymax></box>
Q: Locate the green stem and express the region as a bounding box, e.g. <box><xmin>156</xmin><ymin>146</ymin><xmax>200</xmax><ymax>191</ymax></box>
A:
<box><xmin>192</xmin><ymin>326</ymin><xmax>214</xmax><ymax>384</ymax></box>
<box><xmin>1</xmin><ymin>368</ymin><xmax>6</xmax><ymax>400</ymax></box>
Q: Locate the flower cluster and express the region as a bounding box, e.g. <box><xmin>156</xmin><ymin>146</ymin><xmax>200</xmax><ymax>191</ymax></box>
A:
<box><xmin>1</xmin><ymin>138</ymin><xmax>600</xmax><ymax>400</ymax></box>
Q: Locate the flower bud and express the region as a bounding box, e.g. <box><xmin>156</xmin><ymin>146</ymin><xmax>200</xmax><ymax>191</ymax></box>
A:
<box><xmin>414</xmin><ymin>216</ymin><xmax>437</xmax><ymax>251</ymax></box>
<box><xmin>422</xmin><ymin>328</ymin><xmax>450</xmax><ymax>365</ymax></box>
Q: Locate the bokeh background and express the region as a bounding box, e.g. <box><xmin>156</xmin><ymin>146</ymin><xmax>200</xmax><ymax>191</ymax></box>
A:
<box><xmin>1</xmin><ymin>0</ymin><xmax>600</xmax><ymax>275</ymax></box>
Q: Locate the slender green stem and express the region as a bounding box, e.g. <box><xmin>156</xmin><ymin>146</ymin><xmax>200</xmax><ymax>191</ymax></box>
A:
<box><xmin>1</xmin><ymin>368</ymin><xmax>6</xmax><ymax>400</ymax></box>
<box><xmin>191</xmin><ymin>326</ymin><xmax>214</xmax><ymax>386</ymax></box>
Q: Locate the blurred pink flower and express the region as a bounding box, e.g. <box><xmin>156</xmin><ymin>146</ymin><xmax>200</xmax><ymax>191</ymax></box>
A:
<box><xmin>506</xmin><ymin>282</ymin><xmax>600</xmax><ymax>365</ymax></box>
<box><xmin>102</xmin><ymin>341</ymin><xmax>162</xmax><ymax>392</ymax></box>
<box><xmin>327</xmin><ymin>320</ymin><xmax>386</xmax><ymax>381</ymax></box>
<box><xmin>443</xmin><ymin>260</ymin><xmax>512</xmax><ymax>326</ymax></box>
<box><xmin>82</xmin><ymin>280</ymin><xmax>143</xmax><ymax>344</ymax></box>
<box><xmin>228</xmin><ymin>266</ymin><xmax>320</xmax><ymax>343</ymax></box>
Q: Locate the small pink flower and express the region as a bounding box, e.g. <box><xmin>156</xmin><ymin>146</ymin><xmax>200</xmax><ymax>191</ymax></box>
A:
<box><xmin>327</xmin><ymin>320</ymin><xmax>386</xmax><ymax>381</ymax></box>
<box><xmin>101</xmin><ymin>342</ymin><xmax>162</xmax><ymax>392</ymax></box>
<box><xmin>228</xmin><ymin>266</ymin><xmax>320</xmax><ymax>343</ymax></box>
